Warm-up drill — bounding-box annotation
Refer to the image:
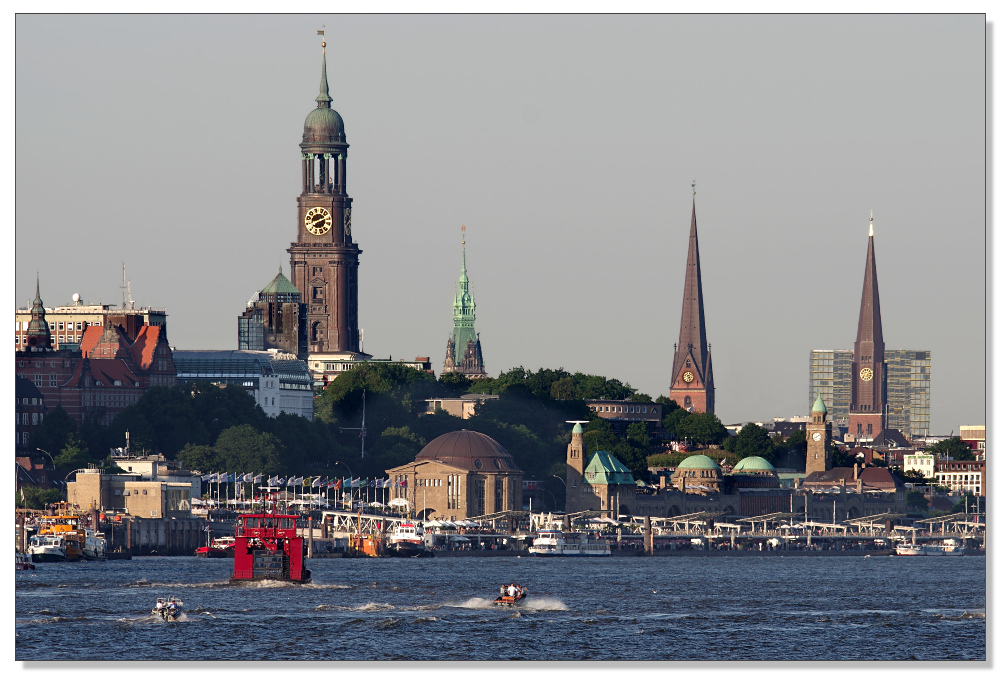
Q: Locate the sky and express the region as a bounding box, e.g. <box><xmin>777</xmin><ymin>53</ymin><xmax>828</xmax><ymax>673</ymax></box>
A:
<box><xmin>14</xmin><ymin>14</ymin><xmax>987</xmax><ymax>435</ymax></box>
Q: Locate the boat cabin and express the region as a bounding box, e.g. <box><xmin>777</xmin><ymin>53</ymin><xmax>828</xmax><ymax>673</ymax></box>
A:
<box><xmin>231</xmin><ymin>512</ymin><xmax>310</xmax><ymax>583</ymax></box>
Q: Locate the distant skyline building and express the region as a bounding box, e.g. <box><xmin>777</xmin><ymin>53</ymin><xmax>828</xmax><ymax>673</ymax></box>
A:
<box><xmin>442</xmin><ymin>227</ymin><xmax>487</xmax><ymax>379</ymax></box>
<box><xmin>237</xmin><ymin>268</ymin><xmax>308</xmax><ymax>360</ymax></box>
<box><xmin>669</xmin><ymin>187</ymin><xmax>715</xmax><ymax>413</ymax></box>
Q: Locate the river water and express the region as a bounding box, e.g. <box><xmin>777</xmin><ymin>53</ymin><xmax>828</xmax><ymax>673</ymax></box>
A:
<box><xmin>16</xmin><ymin>555</ymin><xmax>985</xmax><ymax>661</ymax></box>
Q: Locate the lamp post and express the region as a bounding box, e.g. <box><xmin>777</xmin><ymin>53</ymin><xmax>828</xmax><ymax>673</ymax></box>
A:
<box><xmin>36</xmin><ymin>448</ymin><xmax>55</xmax><ymax>470</ymax></box>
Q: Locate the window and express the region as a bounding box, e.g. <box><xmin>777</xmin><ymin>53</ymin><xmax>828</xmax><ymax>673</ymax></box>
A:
<box><xmin>76</xmin><ymin>322</ymin><xmax>82</xmax><ymax>330</ymax></box>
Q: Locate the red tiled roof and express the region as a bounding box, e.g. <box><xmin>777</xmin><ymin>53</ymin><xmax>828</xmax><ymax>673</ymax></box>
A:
<box><xmin>80</xmin><ymin>326</ymin><xmax>103</xmax><ymax>357</ymax></box>
<box><xmin>131</xmin><ymin>325</ymin><xmax>161</xmax><ymax>370</ymax></box>
<box><xmin>88</xmin><ymin>359</ymin><xmax>139</xmax><ymax>387</ymax></box>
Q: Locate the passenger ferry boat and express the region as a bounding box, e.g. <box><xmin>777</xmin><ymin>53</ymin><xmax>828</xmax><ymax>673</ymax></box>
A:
<box><xmin>386</xmin><ymin>522</ymin><xmax>432</xmax><ymax>557</ymax></box>
<box><xmin>896</xmin><ymin>539</ymin><xmax>966</xmax><ymax>556</ymax></box>
<box><xmin>528</xmin><ymin>529</ymin><xmax>611</xmax><ymax>557</ymax></box>
<box><xmin>230</xmin><ymin>511</ymin><xmax>311</xmax><ymax>583</ymax></box>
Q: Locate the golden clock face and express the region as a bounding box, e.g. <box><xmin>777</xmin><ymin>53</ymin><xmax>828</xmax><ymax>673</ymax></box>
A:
<box><xmin>860</xmin><ymin>367</ymin><xmax>874</xmax><ymax>382</ymax></box>
<box><xmin>305</xmin><ymin>207</ymin><xmax>333</xmax><ymax>235</ymax></box>
<box><xmin>683</xmin><ymin>371</ymin><xmax>694</xmax><ymax>383</ymax></box>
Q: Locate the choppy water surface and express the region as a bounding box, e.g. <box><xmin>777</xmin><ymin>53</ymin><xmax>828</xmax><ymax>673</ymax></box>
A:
<box><xmin>16</xmin><ymin>555</ymin><xmax>984</xmax><ymax>660</ymax></box>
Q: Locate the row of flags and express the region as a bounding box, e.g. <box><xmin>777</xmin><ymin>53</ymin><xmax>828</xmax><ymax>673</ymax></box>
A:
<box><xmin>199</xmin><ymin>473</ymin><xmax>408</xmax><ymax>489</ymax></box>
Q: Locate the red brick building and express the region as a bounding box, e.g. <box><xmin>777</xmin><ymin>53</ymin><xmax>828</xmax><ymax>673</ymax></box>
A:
<box><xmin>14</xmin><ymin>282</ymin><xmax>176</xmax><ymax>427</ymax></box>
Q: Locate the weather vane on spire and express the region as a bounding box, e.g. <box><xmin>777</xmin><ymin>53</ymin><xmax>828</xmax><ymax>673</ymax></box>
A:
<box><xmin>461</xmin><ymin>224</ymin><xmax>466</xmax><ymax>245</ymax></box>
<box><xmin>317</xmin><ymin>26</ymin><xmax>326</xmax><ymax>54</ymax></box>
<box><xmin>692</xmin><ymin>180</ymin><xmax>696</xmax><ymax>197</ymax></box>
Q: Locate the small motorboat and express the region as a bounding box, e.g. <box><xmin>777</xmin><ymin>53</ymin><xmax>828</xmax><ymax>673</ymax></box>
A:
<box><xmin>195</xmin><ymin>536</ymin><xmax>236</xmax><ymax>559</ymax></box>
<box><xmin>494</xmin><ymin>584</ymin><xmax>528</xmax><ymax>607</ymax></box>
<box><xmin>152</xmin><ymin>596</ymin><xmax>184</xmax><ymax>622</ymax></box>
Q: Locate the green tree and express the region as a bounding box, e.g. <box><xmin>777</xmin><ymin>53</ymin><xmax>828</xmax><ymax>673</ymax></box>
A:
<box><xmin>774</xmin><ymin>429</ymin><xmax>807</xmax><ymax>469</ymax></box>
<box><xmin>53</xmin><ymin>435</ymin><xmax>92</xmax><ymax>475</ymax></box>
<box><xmin>927</xmin><ymin>437</ymin><xmax>973</xmax><ymax>461</ymax></box>
<box><xmin>549</xmin><ymin>377</ymin><xmax>576</xmax><ymax>401</ymax></box>
<box><xmin>32</xmin><ymin>406</ymin><xmax>77</xmax><ymax>456</ymax></box>
<box><xmin>905</xmin><ymin>490</ymin><xmax>929</xmax><ymax>511</ymax></box>
<box><xmin>626</xmin><ymin>422</ymin><xmax>650</xmax><ymax>449</ymax></box>
<box><xmin>17</xmin><ymin>486</ymin><xmax>64</xmax><ymax>510</ymax></box>
<box><xmin>214</xmin><ymin>424</ymin><xmax>287</xmax><ymax>475</ymax></box>
<box><xmin>676</xmin><ymin>412</ymin><xmax>729</xmax><ymax>447</ymax></box>
<box><xmin>177</xmin><ymin>443</ymin><xmax>219</xmax><ymax>472</ymax></box>
<box><xmin>727</xmin><ymin>423</ymin><xmax>776</xmax><ymax>462</ymax></box>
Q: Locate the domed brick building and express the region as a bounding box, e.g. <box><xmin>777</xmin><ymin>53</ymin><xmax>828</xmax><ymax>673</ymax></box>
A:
<box><xmin>386</xmin><ymin>430</ymin><xmax>523</xmax><ymax>520</ymax></box>
<box><xmin>671</xmin><ymin>455</ymin><xmax>723</xmax><ymax>494</ymax></box>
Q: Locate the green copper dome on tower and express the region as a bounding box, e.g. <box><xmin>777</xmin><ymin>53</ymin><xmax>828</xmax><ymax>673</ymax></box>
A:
<box><xmin>676</xmin><ymin>454</ymin><xmax>720</xmax><ymax>470</ymax></box>
<box><xmin>812</xmin><ymin>393</ymin><xmax>827</xmax><ymax>414</ymax></box>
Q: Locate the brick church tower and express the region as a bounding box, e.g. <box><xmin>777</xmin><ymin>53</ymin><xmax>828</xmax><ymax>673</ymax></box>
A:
<box><xmin>287</xmin><ymin>36</ymin><xmax>366</xmax><ymax>360</ymax></box>
<box><xmin>848</xmin><ymin>213</ymin><xmax>887</xmax><ymax>441</ymax></box>
<box><xmin>669</xmin><ymin>187</ymin><xmax>715</xmax><ymax>413</ymax></box>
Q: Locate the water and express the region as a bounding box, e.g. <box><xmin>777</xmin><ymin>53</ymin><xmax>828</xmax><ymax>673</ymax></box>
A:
<box><xmin>16</xmin><ymin>555</ymin><xmax>985</xmax><ymax>661</ymax></box>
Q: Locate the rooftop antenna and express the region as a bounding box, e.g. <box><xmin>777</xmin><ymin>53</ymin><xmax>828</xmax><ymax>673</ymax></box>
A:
<box><xmin>121</xmin><ymin>263</ymin><xmax>127</xmax><ymax>309</ymax></box>
<box><xmin>128</xmin><ymin>279</ymin><xmax>134</xmax><ymax>310</ymax></box>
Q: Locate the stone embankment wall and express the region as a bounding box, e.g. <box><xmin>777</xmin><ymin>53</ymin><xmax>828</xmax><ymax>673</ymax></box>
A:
<box><xmin>101</xmin><ymin>517</ymin><xmax>208</xmax><ymax>556</ymax></box>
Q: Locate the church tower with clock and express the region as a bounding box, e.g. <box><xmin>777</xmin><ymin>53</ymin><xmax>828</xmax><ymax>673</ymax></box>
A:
<box><xmin>669</xmin><ymin>186</ymin><xmax>715</xmax><ymax>414</ymax></box>
<box><xmin>287</xmin><ymin>37</ymin><xmax>366</xmax><ymax>362</ymax></box>
<box><xmin>848</xmin><ymin>213</ymin><xmax>887</xmax><ymax>441</ymax></box>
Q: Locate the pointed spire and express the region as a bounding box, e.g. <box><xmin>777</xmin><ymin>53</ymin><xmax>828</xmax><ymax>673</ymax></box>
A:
<box><xmin>812</xmin><ymin>393</ymin><xmax>827</xmax><ymax>413</ymax></box>
<box><xmin>869</xmin><ymin>210</ymin><xmax>874</xmax><ymax>237</ymax></box>
<box><xmin>316</xmin><ymin>35</ymin><xmax>332</xmax><ymax>106</ymax></box>
<box><xmin>670</xmin><ymin>184</ymin><xmax>715</xmax><ymax>413</ymax></box>
<box><xmin>459</xmin><ymin>225</ymin><xmax>468</xmax><ymax>284</ymax></box>
<box><xmin>855</xmin><ymin>213</ymin><xmax>884</xmax><ymax>351</ymax></box>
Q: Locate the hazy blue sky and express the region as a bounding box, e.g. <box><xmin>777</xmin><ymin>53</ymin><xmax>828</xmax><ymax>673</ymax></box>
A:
<box><xmin>14</xmin><ymin>15</ymin><xmax>986</xmax><ymax>434</ymax></box>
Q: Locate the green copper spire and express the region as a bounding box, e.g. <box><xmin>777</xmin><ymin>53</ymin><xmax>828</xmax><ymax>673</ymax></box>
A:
<box><xmin>451</xmin><ymin>226</ymin><xmax>477</xmax><ymax>367</ymax></box>
<box><xmin>316</xmin><ymin>36</ymin><xmax>332</xmax><ymax>106</ymax></box>
<box><xmin>812</xmin><ymin>393</ymin><xmax>827</xmax><ymax>414</ymax></box>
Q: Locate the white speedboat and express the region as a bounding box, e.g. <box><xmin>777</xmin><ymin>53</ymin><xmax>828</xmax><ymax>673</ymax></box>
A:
<box><xmin>895</xmin><ymin>543</ymin><xmax>924</xmax><ymax>556</ymax></box>
<box><xmin>152</xmin><ymin>596</ymin><xmax>184</xmax><ymax>622</ymax></box>
<box><xmin>528</xmin><ymin>529</ymin><xmax>611</xmax><ymax>556</ymax></box>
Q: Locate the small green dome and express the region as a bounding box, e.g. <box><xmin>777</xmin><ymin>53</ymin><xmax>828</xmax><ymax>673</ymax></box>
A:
<box><xmin>572</xmin><ymin>423</ymin><xmax>583</xmax><ymax>434</ymax></box>
<box><xmin>733</xmin><ymin>456</ymin><xmax>776</xmax><ymax>473</ymax></box>
<box><xmin>812</xmin><ymin>394</ymin><xmax>827</xmax><ymax>414</ymax></box>
<box><xmin>676</xmin><ymin>454</ymin><xmax>720</xmax><ymax>470</ymax></box>
<box><xmin>303</xmin><ymin>106</ymin><xmax>345</xmax><ymax>143</ymax></box>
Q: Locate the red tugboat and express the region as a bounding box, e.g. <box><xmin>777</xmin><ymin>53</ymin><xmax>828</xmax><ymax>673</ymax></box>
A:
<box><xmin>230</xmin><ymin>512</ymin><xmax>311</xmax><ymax>583</ymax></box>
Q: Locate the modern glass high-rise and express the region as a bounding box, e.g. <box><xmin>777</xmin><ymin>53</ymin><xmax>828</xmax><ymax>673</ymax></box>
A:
<box><xmin>810</xmin><ymin>349</ymin><xmax>930</xmax><ymax>438</ymax></box>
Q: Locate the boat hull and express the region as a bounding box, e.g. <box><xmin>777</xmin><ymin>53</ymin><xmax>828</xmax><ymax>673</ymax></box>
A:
<box><xmin>386</xmin><ymin>542</ymin><xmax>433</xmax><ymax>558</ymax></box>
<box><xmin>30</xmin><ymin>548</ymin><xmax>67</xmax><ymax>563</ymax></box>
<box><xmin>494</xmin><ymin>593</ymin><xmax>528</xmax><ymax>607</ymax></box>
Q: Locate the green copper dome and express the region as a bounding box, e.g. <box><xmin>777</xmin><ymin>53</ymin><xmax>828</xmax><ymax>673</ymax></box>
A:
<box><xmin>732</xmin><ymin>456</ymin><xmax>776</xmax><ymax>473</ymax></box>
<box><xmin>572</xmin><ymin>423</ymin><xmax>584</xmax><ymax>434</ymax></box>
<box><xmin>303</xmin><ymin>107</ymin><xmax>345</xmax><ymax>142</ymax></box>
<box><xmin>676</xmin><ymin>454</ymin><xmax>719</xmax><ymax>470</ymax></box>
<box><xmin>812</xmin><ymin>394</ymin><xmax>827</xmax><ymax>414</ymax></box>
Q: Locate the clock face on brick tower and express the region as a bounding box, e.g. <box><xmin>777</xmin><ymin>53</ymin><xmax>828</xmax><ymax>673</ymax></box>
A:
<box><xmin>305</xmin><ymin>207</ymin><xmax>333</xmax><ymax>235</ymax></box>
